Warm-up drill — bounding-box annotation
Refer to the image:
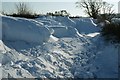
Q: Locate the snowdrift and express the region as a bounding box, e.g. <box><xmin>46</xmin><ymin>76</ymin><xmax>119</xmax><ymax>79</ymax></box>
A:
<box><xmin>0</xmin><ymin>15</ymin><xmax>118</xmax><ymax>78</ymax></box>
<box><xmin>0</xmin><ymin>40</ymin><xmax>5</xmax><ymax>52</ymax></box>
<box><xmin>36</xmin><ymin>16</ymin><xmax>100</xmax><ymax>34</ymax></box>
<box><xmin>2</xmin><ymin>16</ymin><xmax>51</xmax><ymax>44</ymax></box>
<box><xmin>73</xmin><ymin>18</ymin><xmax>99</xmax><ymax>34</ymax></box>
<box><xmin>1</xmin><ymin>15</ymin><xmax>99</xmax><ymax>43</ymax></box>
<box><xmin>50</xmin><ymin>26</ymin><xmax>79</xmax><ymax>38</ymax></box>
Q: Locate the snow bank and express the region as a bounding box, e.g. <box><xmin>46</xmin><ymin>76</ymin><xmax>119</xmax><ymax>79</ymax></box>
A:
<box><xmin>72</xmin><ymin>18</ymin><xmax>99</xmax><ymax>34</ymax></box>
<box><xmin>50</xmin><ymin>26</ymin><xmax>79</xmax><ymax>38</ymax></box>
<box><xmin>36</xmin><ymin>16</ymin><xmax>61</xmax><ymax>26</ymax></box>
<box><xmin>36</xmin><ymin>16</ymin><xmax>99</xmax><ymax>34</ymax></box>
<box><xmin>2</xmin><ymin>16</ymin><xmax>51</xmax><ymax>44</ymax></box>
<box><xmin>36</xmin><ymin>16</ymin><xmax>99</xmax><ymax>38</ymax></box>
<box><xmin>36</xmin><ymin>16</ymin><xmax>99</xmax><ymax>36</ymax></box>
<box><xmin>53</xmin><ymin>16</ymin><xmax>75</xmax><ymax>27</ymax></box>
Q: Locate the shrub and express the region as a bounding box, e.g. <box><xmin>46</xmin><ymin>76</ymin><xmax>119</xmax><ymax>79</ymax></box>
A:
<box><xmin>100</xmin><ymin>14</ymin><xmax>116</xmax><ymax>22</ymax></box>
<box><xmin>101</xmin><ymin>22</ymin><xmax>120</xmax><ymax>43</ymax></box>
<box><xmin>6</xmin><ymin>13</ymin><xmax>39</xmax><ymax>19</ymax></box>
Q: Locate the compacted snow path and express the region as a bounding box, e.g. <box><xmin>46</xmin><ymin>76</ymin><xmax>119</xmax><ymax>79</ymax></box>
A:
<box><xmin>0</xmin><ymin>15</ymin><xmax>118</xmax><ymax>78</ymax></box>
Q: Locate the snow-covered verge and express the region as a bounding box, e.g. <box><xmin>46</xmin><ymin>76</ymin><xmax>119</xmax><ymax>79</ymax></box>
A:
<box><xmin>0</xmin><ymin>15</ymin><xmax>119</xmax><ymax>79</ymax></box>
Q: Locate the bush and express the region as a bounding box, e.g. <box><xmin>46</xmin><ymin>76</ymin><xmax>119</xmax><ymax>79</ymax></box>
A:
<box><xmin>102</xmin><ymin>22</ymin><xmax>120</xmax><ymax>43</ymax></box>
<box><xmin>100</xmin><ymin>14</ymin><xmax>115</xmax><ymax>22</ymax></box>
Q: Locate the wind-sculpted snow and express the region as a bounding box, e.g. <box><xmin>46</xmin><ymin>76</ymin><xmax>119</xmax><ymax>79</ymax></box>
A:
<box><xmin>2</xmin><ymin>16</ymin><xmax>50</xmax><ymax>44</ymax></box>
<box><xmin>0</xmin><ymin>15</ymin><xmax>118</xmax><ymax>78</ymax></box>
<box><xmin>72</xmin><ymin>18</ymin><xmax>99</xmax><ymax>34</ymax></box>
<box><xmin>36</xmin><ymin>16</ymin><xmax>100</xmax><ymax>34</ymax></box>
<box><xmin>49</xmin><ymin>26</ymin><xmax>80</xmax><ymax>38</ymax></box>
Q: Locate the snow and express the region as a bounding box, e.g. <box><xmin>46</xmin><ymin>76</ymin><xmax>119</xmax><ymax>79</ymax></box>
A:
<box><xmin>72</xmin><ymin>18</ymin><xmax>99</xmax><ymax>34</ymax></box>
<box><xmin>48</xmin><ymin>35</ymin><xmax>59</xmax><ymax>42</ymax></box>
<box><xmin>50</xmin><ymin>26</ymin><xmax>79</xmax><ymax>38</ymax></box>
<box><xmin>93</xmin><ymin>45</ymin><xmax>118</xmax><ymax>78</ymax></box>
<box><xmin>2</xmin><ymin>16</ymin><xmax>51</xmax><ymax>44</ymax></box>
<box><xmin>86</xmin><ymin>32</ymin><xmax>100</xmax><ymax>38</ymax></box>
<box><xmin>0</xmin><ymin>15</ymin><xmax>119</xmax><ymax>78</ymax></box>
<box><xmin>112</xmin><ymin>18</ymin><xmax>120</xmax><ymax>23</ymax></box>
<box><xmin>0</xmin><ymin>40</ymin><xmax>4</xmax><ymax>51</ymax></box>
<box><xmin>36</xmin><ymin>16</ymin><xmax>100</xmax><ymax>34</ymax></box>
<box><xmin>0</xmin><ymin>17</ymin><xmax>2</xmax><ymax>40</ymax></box>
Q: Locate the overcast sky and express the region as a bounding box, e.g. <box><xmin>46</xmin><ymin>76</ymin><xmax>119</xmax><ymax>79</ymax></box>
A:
<box><xmin>1</xmin><ymin>0</ymin><xmax>119</xmax><ymax>16</ymax></box>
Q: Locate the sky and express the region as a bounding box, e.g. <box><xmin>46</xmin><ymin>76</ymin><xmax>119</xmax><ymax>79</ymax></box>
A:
<box><xmin>0</xmin><ymin>0</ymin><xmax>119</xmax><ymax>16</ymax></box>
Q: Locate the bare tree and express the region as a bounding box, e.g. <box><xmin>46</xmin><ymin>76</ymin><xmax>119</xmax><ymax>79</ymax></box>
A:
<box><xmin>76</xmin><ymin>0</ymin><xmax>103</xmax><ymax>19</ymax></box>
<box><xmin>15</xmin><ymin>2</ymin><xmax>32</xmax><ymax>15</ymax></box>
<box><xmin>100</xmin><ymin>2</ymin><xmax>114</xmax><ymax>21</ymax></box>
<box><xmin>102</xmin><ymin>2</ymin><xmax>114</xmax><ymax>14</ymax></box>
<box><xmin>76</xmin><ymin>0</ymin><xmax>114</xmax><ymax>19</ymax></box>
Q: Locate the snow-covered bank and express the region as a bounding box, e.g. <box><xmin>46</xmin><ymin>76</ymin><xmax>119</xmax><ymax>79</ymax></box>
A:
<box><xmin>2</xmin><ymin>16</ymin><xmax>51</xmax><ymax>44</ymax></box>
<box><xmin>0</xmin><ymin>15</ymin><xmax>119</xmax><ymax>78</ymax></box>
<box><xmin>50</xmin><ymin>26</ymin><xmax>80</xmax><ymax>38</ymax></box>
<box><xmin>36</xmin><ymin>16</ymin><xmax>100</xmax><ymax>34</ymax></box>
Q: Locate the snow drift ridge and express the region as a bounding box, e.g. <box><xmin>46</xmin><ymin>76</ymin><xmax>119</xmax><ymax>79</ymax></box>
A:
<box><xmin>2</xmin><ymin>16</ymin><xmax>51</xmax><ymax>44</ymax></box>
